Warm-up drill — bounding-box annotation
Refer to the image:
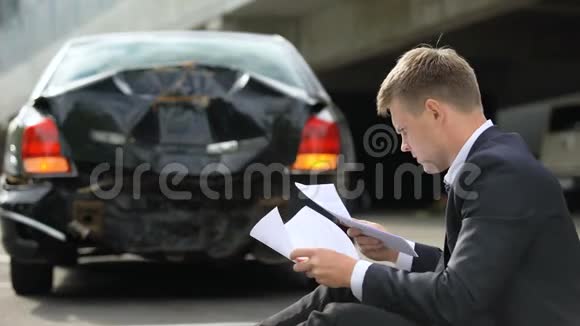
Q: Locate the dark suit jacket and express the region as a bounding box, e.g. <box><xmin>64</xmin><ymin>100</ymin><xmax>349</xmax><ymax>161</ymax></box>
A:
<box><xmin>362</xmin><ymin>127</ymin><xmax>580</xmax><ymax>326</ymax></box>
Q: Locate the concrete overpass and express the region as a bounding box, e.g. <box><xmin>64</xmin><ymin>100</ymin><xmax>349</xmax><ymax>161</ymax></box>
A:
<box><xmin>222</xmin><ymin>0</ymin><xmax>580</xmax><ymax>109</ymax></box>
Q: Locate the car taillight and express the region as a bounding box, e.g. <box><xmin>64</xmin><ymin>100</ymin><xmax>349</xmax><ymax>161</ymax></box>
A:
<box><xmin>292</xmin><ymin>116</ymin><xmax>340</xmax><ymax>171</ymax></box>
<box><xmin>21</xmin><ymin>118</ymin><xmax>71</xmax><ymax>174</ymax></box>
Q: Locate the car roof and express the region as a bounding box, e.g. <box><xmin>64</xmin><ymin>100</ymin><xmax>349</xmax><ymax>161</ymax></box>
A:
<box><xmin>64</xmin><ymin>30</ymin><xmax>291</xmax><ymax>48</ymax></box>
<box><xmin>30</xmin><ymin>30</ymin><xmax>330</xmax><ymax>103</ymax></box>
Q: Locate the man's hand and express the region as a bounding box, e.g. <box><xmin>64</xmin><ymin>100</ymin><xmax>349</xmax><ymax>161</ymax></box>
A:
<box><xmin>290</xmin><ymin>248</ymin><xmax>357</xmax><ymax>288</ymax></box>
<box><xmin>347</xmin><ymin>220</ymin><xmax>399</xmax><ymax>263</ymax></box>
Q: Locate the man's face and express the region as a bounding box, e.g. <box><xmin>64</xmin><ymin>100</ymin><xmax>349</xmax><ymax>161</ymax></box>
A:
<box><xmin>388</xmin><ymin>97</ymin><xmax>448</xmax><ymax>174</ymax></box>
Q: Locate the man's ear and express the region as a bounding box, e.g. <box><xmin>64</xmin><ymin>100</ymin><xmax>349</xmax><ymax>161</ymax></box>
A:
<box><xmin>424</xmin><ymin>98</ymin><xmax>444</xmax><ymax>122</ymax></box>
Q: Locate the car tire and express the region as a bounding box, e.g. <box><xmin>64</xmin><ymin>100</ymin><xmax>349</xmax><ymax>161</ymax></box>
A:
<box><xmin>10</xmin><ymin>259</ymin><xmax>53</xmax><ymax>296</ymax></box>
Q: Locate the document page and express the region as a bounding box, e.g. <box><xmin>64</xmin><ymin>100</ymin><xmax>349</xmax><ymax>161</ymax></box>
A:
<box><xmin>285</xmin><ymin>206</ymin><xmax>359</xmax><ymax>259</ymax></box>
<box><xmin>249</xmin><ymin>207</ymin><xmax>294</xmax><ymax>259</ymax></box>
<box><xmin>295</xmin><ymin>182</ymin><xmax>418</xmax><ymax>257</ymax></box>
<box><xmin>250</xmin><ymin>207</ymin><xmax>359</xmax><ymax>260</ymax></box>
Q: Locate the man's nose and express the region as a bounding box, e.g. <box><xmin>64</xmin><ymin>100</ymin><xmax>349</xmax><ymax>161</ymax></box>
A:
<box><xmin>401</xmin><ymin>141</ymin><xmax>411</xmax><ymax>153</ymax></box>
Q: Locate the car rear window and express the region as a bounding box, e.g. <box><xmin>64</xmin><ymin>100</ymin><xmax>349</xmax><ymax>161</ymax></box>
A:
<box><xmin>45</xmin><ymin>35</ymin><xmax>309</xmax><ymax>93</ymax></box>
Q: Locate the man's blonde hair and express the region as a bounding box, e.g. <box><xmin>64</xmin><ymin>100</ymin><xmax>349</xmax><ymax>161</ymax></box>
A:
<box><xmin>377</xmin><ymin>46</ymin><xmax>482</xmax><ymax>116</ymax></box>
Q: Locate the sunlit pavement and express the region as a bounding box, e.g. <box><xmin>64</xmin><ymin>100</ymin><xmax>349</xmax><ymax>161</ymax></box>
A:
<box><xmin>0</xmin><ymin>211</ymin><xmax>578</xmax><ymax>326</ymax></box>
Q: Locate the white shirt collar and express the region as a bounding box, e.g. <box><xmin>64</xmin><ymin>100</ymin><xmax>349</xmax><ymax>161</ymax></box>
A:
<box><xmin>444</xmin><ymin>119</ymin><xmax>494</xmax><ymax>186</ymax></box>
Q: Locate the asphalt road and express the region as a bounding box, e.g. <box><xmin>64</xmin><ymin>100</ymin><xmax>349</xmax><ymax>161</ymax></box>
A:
<box><xmin>0</xmin><ymin>212</ymin><xmax>578</xmax><ymax>326</ymax></box>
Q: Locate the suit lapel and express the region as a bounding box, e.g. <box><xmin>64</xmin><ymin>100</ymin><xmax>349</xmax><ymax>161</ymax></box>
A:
<box><xmin>443</xmin><ymin>188</ymin><xmax>460</xmax><ymax>264</ymax></box>
<box><xmin>442</xmin><ymin>126</ymin><xmax>504</xmax><ymax>265</ymax></box>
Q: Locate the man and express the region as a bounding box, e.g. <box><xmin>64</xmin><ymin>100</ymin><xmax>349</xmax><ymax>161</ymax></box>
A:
<box><xmin>258</xmin><ymin>46</ymin><xmax>580</xmax><ymax>326</ymax></box>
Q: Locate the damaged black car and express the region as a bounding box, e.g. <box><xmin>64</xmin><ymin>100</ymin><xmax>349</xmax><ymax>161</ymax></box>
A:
<box><xmin>0</xmin><ymin>31</ymin><xmax>357</xmax><ymax>295</ymax></box>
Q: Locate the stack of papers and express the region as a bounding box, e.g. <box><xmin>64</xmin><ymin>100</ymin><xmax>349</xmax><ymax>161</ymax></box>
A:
<box><xmin>249</xmin><ymin>206</ymin><xmax>359</xmax><ymax>260</ymax></box>
<box><xmin>249</xmin><ymin>182</ymin><xmax>418</xmax><ymax>261</ymax></box>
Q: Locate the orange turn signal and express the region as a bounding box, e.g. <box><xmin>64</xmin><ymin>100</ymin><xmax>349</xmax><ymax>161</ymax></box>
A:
<box><xmin>24</xmin><ymin>157</ymin><xmax>71</xmax><ymax>174</ymax></box>
<box><xmin>291</xmin><ymin>153</ymin><xmax>338</xmax><ymax>171</ymax></box>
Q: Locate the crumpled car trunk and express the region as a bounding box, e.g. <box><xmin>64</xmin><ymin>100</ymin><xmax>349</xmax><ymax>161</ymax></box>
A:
<box><xmin>13</xmin><ymin>64</ymin><xmax>318</xmax><ymax>261</ymax></box>
<box><xmin>42</xmin><ymin>64</ymin><xmax>311</xmax><ymax>174</ymax></box>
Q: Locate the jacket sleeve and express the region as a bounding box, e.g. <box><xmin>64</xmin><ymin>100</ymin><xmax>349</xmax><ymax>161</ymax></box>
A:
<box><xmin>361</xmin><ymin>156</ymin><xmax>542</xmax><ymax>325</ymax></box>
<box><xmin>411</xmin><ymin>242</ymin><xmax>442</xmax><ymax>273</ymax></box>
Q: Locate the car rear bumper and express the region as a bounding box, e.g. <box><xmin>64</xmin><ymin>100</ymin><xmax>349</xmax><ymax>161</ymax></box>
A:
<box><xmin>0</xmin><ymin>173</ymin><xmax>348</xmax><ymax>264</ymax></box>
<box><xmin>1</xmin><ymin>216</ymin><xmax>76</xmax><ymax>264</ymax></box>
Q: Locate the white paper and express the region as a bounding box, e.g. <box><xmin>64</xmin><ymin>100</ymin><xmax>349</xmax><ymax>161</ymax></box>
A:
<box><xmin>249</xmin><ymin>207</ymin><xmax>359</xmax><ymax>260</ymax></box>
<box><xmin>285</xmin><ymin>206</ymin><xmax>359</xmax><ymax>259</ymax></box>
<box><xmin>295</xmin><ymin>183</ymin><xmax>351</xmax><ymax>220</ymax></box>
<box><xmin>249</xmin><ymin>207</ymin><xmax>293</xmax><ymax>258</ymax></box>
<box><xmin>295</xmin><ymin>182</ymin><xmax>418</xmax><ymax>257</ymax></box>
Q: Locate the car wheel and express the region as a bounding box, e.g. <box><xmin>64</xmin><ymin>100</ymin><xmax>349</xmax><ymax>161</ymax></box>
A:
<box><xmin>10</xmin><ymin>259</ymin><xmax>53</xmax><ymax>296</ymax></box>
